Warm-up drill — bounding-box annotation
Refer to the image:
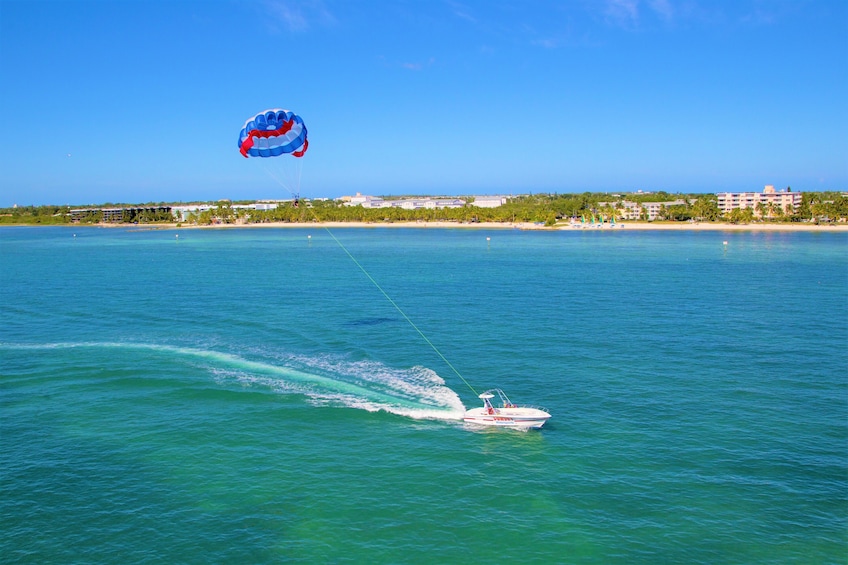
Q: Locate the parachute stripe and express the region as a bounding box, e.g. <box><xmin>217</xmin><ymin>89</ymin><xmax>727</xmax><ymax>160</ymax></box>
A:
<box><xmin>291</xmin><ymin>139</ymin><xmax>308</xmax><ymax>158</ymax></box>
<box><xmin>239</xmin><ymin>120</ymin><xmax>296</xmax><ymax>157</ymax></box>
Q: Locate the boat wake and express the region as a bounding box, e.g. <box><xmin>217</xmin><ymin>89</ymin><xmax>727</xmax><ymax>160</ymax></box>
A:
<box><xmin>1</xmin><ymin>341</ymin><xmax>467</xmax><ymax>421</ymax></box>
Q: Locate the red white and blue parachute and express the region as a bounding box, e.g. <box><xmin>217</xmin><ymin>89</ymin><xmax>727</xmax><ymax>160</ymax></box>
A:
<box><xmin>238</xmin><ymin>109</ymin><xmax>308</xmax><ymax>158</ymax></box>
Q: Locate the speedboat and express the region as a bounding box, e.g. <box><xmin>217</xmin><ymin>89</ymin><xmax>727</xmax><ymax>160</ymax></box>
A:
<box><xmin>463</xmin><ymin>389</ymin><xmax>551</xmax><ymax>429</ymax></box>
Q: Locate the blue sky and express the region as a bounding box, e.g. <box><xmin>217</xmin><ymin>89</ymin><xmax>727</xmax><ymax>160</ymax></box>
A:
<box><xmin>1</xmin><ymin>0</ymin><xmax>846</xmax><ymax>206</ymax></box>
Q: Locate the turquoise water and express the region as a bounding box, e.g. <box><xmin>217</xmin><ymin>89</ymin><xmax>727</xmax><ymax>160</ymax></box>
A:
<box><xmin>1</xmin><ymin>226</ymin><xmax>846</xmax><ymax>564</ymax></box>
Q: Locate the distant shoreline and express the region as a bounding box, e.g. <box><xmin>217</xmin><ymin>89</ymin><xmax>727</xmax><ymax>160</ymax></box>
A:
<box><xmin>20</xmin><ymin>220</ymin><xmax>845</xmax><ymax>232</ymax></box>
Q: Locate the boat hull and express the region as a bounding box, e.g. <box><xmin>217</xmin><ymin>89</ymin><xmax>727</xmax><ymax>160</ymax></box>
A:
<box><xmin>463</xmin><ymin>407</ymin><xmax>551</xmax><ymax>429</ymax></box>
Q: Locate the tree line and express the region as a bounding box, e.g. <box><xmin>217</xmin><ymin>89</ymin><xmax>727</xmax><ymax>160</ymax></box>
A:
<box><xmin>2</xmin><ymin>192</ymin><xmax>846</xmax><ymax>226</ymax></box>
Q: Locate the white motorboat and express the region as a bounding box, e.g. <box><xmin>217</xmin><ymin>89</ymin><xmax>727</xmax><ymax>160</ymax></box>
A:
<box><xmin>463</xmin><ymin>389</ymin><xmax>551</xmax><ymax>429</ymax></box>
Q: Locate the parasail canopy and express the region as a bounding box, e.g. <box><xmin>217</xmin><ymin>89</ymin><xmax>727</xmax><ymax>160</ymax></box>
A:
<box><xmin>238</xmin><ymin>109</ymin><xmax>308</xmax><ymax>158</ymax></box>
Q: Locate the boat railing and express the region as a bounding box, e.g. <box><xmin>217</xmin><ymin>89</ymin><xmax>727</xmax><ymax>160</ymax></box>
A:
<box><xmin>506</xmin><ymin>403</ymin><xmax>550</xmax><ymax>413</ymax></box>
<box><xmin>483</xmin><ymin>389</ymin><xmax>548</xmax><ymax>414</ymax></box>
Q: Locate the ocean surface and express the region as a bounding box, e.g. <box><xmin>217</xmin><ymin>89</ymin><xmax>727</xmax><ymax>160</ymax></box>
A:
<box><xmin>1</xmin><ymin>225</ymin><xmax>846</xmax><ymax>564</ymax></box>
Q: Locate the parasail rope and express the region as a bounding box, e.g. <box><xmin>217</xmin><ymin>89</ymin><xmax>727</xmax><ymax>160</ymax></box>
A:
<box><xmin>261</xmin><ymin>162</ymin><xmax>300</xmax><ymax>200</ymax></box>
<box><xmin>319</xmin><ymin>227</ymin><xmax>479</xmax><ymax>398</ymax></box>
<box><xmin>259</xmin><ymin>160</ymin><xmax>480</xmax><ymax>398</ymax></box>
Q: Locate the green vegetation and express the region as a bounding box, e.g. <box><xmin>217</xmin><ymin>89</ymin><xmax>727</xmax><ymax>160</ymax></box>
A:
<box><xmin>0</xmin><ymin>205</ymin><xmax>72</xmax><ymax>225</ymax></box>
<box><xmin>2</xmin><ymin>192</ymin><xmax>846</xmax><ymax>226</ymax></box>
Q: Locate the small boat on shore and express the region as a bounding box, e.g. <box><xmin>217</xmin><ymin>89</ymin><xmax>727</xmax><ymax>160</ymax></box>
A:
<box><xmin>463</xmin><ymin>389</ymin><xmax>551</xmax><ymax>429</ymax></box>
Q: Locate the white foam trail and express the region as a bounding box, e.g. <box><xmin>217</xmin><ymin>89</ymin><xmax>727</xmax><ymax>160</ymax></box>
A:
<box><xmin>0</xmin><ymin>341</ymin><xmax>467</xmax><ymax>421</ymax></box>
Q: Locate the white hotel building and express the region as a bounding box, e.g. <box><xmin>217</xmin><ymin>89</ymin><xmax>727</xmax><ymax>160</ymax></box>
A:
<box><xmin>341</xmin><ymin>193</ymin><xmax>465</xmax><ymax>210</ymax></box>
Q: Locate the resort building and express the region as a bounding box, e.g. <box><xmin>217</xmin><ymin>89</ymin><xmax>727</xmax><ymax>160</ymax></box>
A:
<box><xmin>341</xmin><ymin>193</ymin><xmax>465</xmax><ymax>210</ymax></box>
<box><xmin>597</xmin><ymin>199</ymin><xmax>691</xmax><ymax>221</ymax></box>
<box><xmin>470</xmin><ymin>196</ymin><xmax>509</xmax><ymax>208</ymax></box>
<box><xmin>716</xmin><ymin>185</ymin><xmax>802</xmax><ymax>217</ymax></box>
<box><xmin>254</xmin><ymin>202</ymin><xmax>280</xmax><ymax>211</ymax></box>
<box><xmin>395</xmin><ymin>197</ymin><xmax>465</xmax><ymax>210</ymax></box>
<box><xmin>343</xmin><ymin>193</ymin><xmax>376</xmax><ymax>207</ymax></box>
<box><xmin>171</xmin><ymin>204</ymin><xmax>215</xmax><ymax>221</ymax></box>
<box><xmin>70</xmin><ymin>205</ymin><xmax>172</xmax><ymax>222</ymax></box>
<box><xmin>170</xmin><ymin>201</ymin><xmax>293</xmax><ymax>221</ymax></box>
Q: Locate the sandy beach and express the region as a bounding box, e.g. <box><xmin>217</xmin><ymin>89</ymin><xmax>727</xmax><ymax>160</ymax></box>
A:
<box><xmin>559</xmin><ymin>221</ymin><xmax>848</xmax><ymax>232</ymax></box>
<box><xmin>152</xmin><ymin>220</ymin><xmax>848</xmax><ymax>232</ymax></box>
